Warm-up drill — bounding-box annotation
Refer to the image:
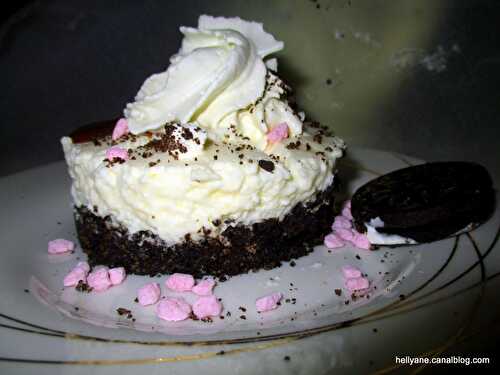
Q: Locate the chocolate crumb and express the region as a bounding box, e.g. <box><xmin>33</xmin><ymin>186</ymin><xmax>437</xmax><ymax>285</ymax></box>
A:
<box><xmin>355</xmin><ymin>254</ymin><xmax>361</xmax><ymax>260</ymax></box>
<box><xmin>334</xmin><ymin>289</ymin><xmax>342</xmax><ymax>296</ymax></box>
<box><xmin>117</xmin><ymin>307</ymin><xmax>132</xmax><ymax>316</ymax></box>
<box><xmin>286</xmin><ymin>141</ymin><xmax>301</xmax><ymax>150</ymax></box>
<box><xmin>284</xmin><ymin>356</ymin><xmax>291</xmax><ymax>361</ymax></box>
<box><xmin>75</xmin><ymin>280</ymin><xmax>92</xmax><ymax>293</ymax></box>
<box><xmin>240</xmin><ymin>315</ymin><xmax>247</xmax><ymax>320</ymax></box>
<box><xmin>313</xmin><ymin>134</ymin><xmax>323</xmax><ymax>144</ymax></box>
<box><xmin>290</xmin><ymin>260</ymin><xmax>296</xmax><ymax>267</ymax></box>
<box><xmin>23</xmin><ymin>289</ymin><xmax>29</xmax><ymax>293</ymax></box>
<box><xmin>258</xmin><ymin>159</ymin><xmax>275</xmax><ymax>173</ymax></box>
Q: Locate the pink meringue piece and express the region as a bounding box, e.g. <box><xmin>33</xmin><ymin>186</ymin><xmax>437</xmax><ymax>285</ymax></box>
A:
<box><xmin>324</xmin><ymin>233</ymin><xmax>345</xmax><ymax>249</ymax></box>
<box><xmin>165</xmin><ymin>273</ymin><xmax>195</xmax><ymax>292</ymax></box>
<box><xmin>76</xmin><ymin>261</ymin><xmax>90</xmax><ymax>274</ymax></box>
<box><xmin>112</xmin><ymin>118</ymin><xmax>129</xmax><ymax>140</ymax></box>
<box><xmin>345</xmin><ymin>277</ymin><xmax>370</xmax><ymax>292</ymax></box>
<box><xmin>105</xmin><ymin>146</ymin><xmax>129</xmax><ymax>161</ymax></box>
<box><xmin>341</xmin><ymin>265</ymin><xmax>362</xmax><ymax>279</ymax></box>
<box><xmin>156</xmin><ymin>297</ymin><xmax>192</xmax><ymax>322</ymax></box>
<box><xmin>63</xmin><ymin>267</ymin><xmax>87</xmax><ymax>287</ymax></box>
<box><xmin>192</xmin><ymin>278</ymin><xmax>216</xmax><ymax>296</ymax></box>
<box><xmin>109</xmin><ymin>267</ymin><xmax>126</xmax><ymax>285</ymax></box>
<box><xmin>336</xmin><ymin>228</ymin><xmax>355</xmax><ymax>242</ymax></box>
<box><xmin>351</xmin><ymin>232</ymin><xmax>371</xmax><ymax>250</ymax></box>
<box><xmin>137</xmin><ymin>282</ymin><xmax>161</xmax><ymax>306</ymax></box>
<box><xmin>192</xmin><ymin>295</ymin><xmax>223</xmax><ymax>319</ymax></box>
<box><xmin>48</xmin><ymin>239</ymin><xmax>75</xmax><ymax>254</ymax></box>
<box><xmin>267</xmin><ymin>122</ymin><xmax>289</xmax><ymax>143</ymax></box>
<box><xmin>332</xmin><ymin>215</ymin><xmax>352</xmax><ymax>230</ymax></box>
<box><xmin>87</xmin><ymin>267</ymin><xmax>112</xmax><ymax>292</ymax></box>
<box><xmin>255</xmin><ymin>292</ymin><xmax>283</xmax><ymax>312</ymax></box>
<box><xmin>342</xmin><ymin>205</ymin><xmax>353</xmax><ymax>220</ymax></box>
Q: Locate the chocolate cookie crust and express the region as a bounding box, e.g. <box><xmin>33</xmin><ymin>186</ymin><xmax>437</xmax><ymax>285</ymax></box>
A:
<box><xmin>75</xmin><ymin>183</ymin><xmax>338</xmax><ymax>279</ymax></box>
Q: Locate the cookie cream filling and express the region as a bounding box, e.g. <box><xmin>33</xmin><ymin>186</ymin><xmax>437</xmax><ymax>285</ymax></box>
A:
<box><xmin>61</xmin><ymin>15</ymin><xmax>345</xmax><ymax>245</ymax></box>
<box><xmin>364</xmin><ymin>217</ymin><xmax>418</xmax><ymax>245</ymax></box>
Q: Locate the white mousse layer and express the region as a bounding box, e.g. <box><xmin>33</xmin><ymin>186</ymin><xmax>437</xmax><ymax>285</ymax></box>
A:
<box><xmin>62</xmin><ymin>120</ymin><xmax>344</xmax><ymax>245</ymax></box>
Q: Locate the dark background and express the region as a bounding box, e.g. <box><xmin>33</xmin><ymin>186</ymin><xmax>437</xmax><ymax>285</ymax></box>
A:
<box><xmin>1</xmin><ymin>0</ymin><xmax>499</xmax><ymax>180</ymax></box>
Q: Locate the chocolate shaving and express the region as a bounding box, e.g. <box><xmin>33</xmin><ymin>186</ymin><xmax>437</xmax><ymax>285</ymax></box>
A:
<box><xmin>258</xmin><ymin>160</ymin><xmax>275</xmax><ymax>173</ymax></box>
<box><xmin>116</xmin><ymin>307</ymin><xmax>132</xmax><ymax>316</ymax></box>
<box><xmin>140</xmin><ymin>125</ymin><xmax>187</xmax><ymax>160</ymax></box>
<box><xmin>69</xmin><ymin>119</ymin><xmax>116</xmax><ymax>144</ymax></box>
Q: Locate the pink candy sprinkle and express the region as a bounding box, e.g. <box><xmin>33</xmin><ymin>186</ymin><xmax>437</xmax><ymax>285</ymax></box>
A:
<box><xmin>87</xmin><ymin>267</ymin><xmax>112</xmax><ymax>292</ymax></box>
<box><xmin>165</xmin><ymin>273</ymin><xmax>195</xmax><ymax>292</ymax></box>
<box><xmin>326</xmin><ymin>198</ymin><xmax>372</xmax><ymax>251</ymax></box>
<box><xmin>255</xmin><ymin>292</ymin><xmax>283</xmax><ymax>312</ymax></box>
<box><xmin>341</xmin><ymin>200</ymin><xmax>353</xmax><ymax>220</ymax></box>
<box><xmin>105</xmin><ymin>146</ymin><xmax>128</xmax><ymax>161</ymax></box>
<box><xmin>341</xmin><ymin>265</ymin><xmax>362</xmax><ymax>279</ymax></box>
<box><xmin>192</xmin><ymin>295</ymin><xmax>223</xmax><ymax>319</ymax></box>
<box><xmin>192</xmin><ymin>278</ymin><xmax>216</xmax><ymax>296</ymax></box>
<box><xmin>336</xmin><ymin>228</ymin><xmax>355</xmax><ymax>242</ymax></box>
<box><xmin>63</xmin><ymin>267</ymin><xmax>87</xmax><ymax>287</ymax></box>
<box><xmin>76</xmin><ymin>261</ymin><xmax>90</xmax><ymax>273</ymax></box>
<box><xmin>324</xmin><ymin>233</ymin><xmax>344</xmax><ymax>249</ymax></box>
<box><xmin>345</xmin><ymin>277</ymin><xmax>370</xmax><ymax>292</ymax></box>
<box><xmin>109</xmin><ymin>267</ymin><xmax>126</xmax><ymax>285</ymax></box>
<box><xmin>48</xmin><ymin>239</ymin><xmax>75</xmax><ymax>254</ymax></box>
<box><xmin>112</xmin><ymin>118</ymin><xmax>129</xmax><ymax>141</ymax></box>
<box><xmin>351</xmin><ymin>232</ymin><xmax>371</xmax><ymax>250</ymax></box>
<box><xmin>157</xmin><ymin>297</ymin><xmax>192</xmax><ymax>322</ymax></box>
<box><xmin>267</xmin><ymin>122</ymin><xmax>289</xmax><ymax>143</ymax></box>
<box><xmin>332</xmin><ymin>215</ymin><xmax>352</xmax><ymax>230</ymax></box>
<box><xmin>137</xmin><ymin>282</ymin><xmax>161</xmax><ymax>306</ymax></box>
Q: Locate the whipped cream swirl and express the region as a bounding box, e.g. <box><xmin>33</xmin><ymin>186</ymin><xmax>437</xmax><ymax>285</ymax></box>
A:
<box><xmin>124</xmin><ymin>15</ymin><xmax>301</xmax><ymax>150</ymax></box>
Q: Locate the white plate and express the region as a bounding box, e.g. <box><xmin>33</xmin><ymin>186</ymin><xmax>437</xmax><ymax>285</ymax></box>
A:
<box><xmin>0</xmin><ymin>148</ymin><xmax>499</xmax><ymax>374</ymax></box>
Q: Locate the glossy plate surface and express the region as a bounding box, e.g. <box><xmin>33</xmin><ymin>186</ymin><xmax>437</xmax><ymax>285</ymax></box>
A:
<box><xmin>0</xmin><ymin>148</ymin><xmax>498</xmax><ymax>374</ymax></box>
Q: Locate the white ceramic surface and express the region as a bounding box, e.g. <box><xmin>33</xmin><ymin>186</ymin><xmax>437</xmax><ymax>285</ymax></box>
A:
<box><xmin>0</xmin><ymin>148</ymin><xmax>498</xmax><ymax>374</ymax></box>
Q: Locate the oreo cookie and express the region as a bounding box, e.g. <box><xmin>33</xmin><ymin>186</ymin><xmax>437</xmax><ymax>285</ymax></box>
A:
<box><xmin>351</xmin><ymin>162</ymin><xmax>495</xmax><ymax>245</ymax></box>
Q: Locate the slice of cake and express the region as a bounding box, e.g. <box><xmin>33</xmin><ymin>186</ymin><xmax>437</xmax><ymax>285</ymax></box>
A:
<box><xmin>61</xmin><ymin>15</ymin><xmax>345</xmax><ymax>278</ymax></box>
